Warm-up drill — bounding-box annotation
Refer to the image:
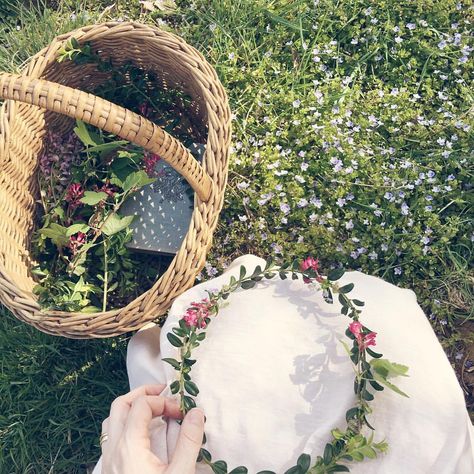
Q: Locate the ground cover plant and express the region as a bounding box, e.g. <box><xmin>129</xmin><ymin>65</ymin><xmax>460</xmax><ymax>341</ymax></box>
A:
<box><xmin>0</xmin><ymin>0</ymin><xmax>472</xmax><ymax>472</ymax></box>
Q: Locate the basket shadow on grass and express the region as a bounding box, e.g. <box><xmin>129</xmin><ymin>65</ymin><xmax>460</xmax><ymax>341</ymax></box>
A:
<box><xmin>0</xmin><ymin>306</ymin><xmax>129</xmax><ymax>474</ymax></box>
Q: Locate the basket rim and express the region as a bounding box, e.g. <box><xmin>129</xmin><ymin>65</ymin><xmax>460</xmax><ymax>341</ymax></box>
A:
<box><xmin>0</xmin><ymin>21</ymin><xmax>231</xmax><ymax>337</ymax></box>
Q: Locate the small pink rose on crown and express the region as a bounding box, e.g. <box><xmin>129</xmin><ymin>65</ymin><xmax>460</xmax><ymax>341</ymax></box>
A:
<box><xmin>182</xmin><ymin>298</ymin><xmax>212</xmax><ymax>328</ymax></box>
<box><xmin>300</xmin><ymin>256</ymin><xmax>319</xmax><ymax>272</ymax></box>
<box><xmin>349</xmin><ymin>320</ymin><xmax>377</xmax><ymax>351</ymax></box>
<box><xmin>300</xmin><ymin>256</ymin><xmax>324</xmax><ymax>283</ymax></box>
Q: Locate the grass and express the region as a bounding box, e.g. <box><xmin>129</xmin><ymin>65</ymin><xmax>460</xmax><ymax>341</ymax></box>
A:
<box><xmin>0</xmin><ymin>311</ymin><xmax>129</xmax><ymax>473</ymax></box>
<box><xmin>0</xmin><ymin>0</ymin><xmax>473</xmax><ymax>472</ymax></box>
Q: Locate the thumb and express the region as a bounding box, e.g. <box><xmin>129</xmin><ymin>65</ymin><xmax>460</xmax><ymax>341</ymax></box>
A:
<box><xmin>169</xmin><ymin>408</ymin><xmax>205</xmax><ymax>473</ymax></box>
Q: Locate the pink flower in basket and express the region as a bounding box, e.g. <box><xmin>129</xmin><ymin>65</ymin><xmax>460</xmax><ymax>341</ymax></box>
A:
<box><xmin>68</xmin><ymin>232</ymin><xmax>87</xmax><ymax>255</ymax></box>
<box><xmin>143</xmin><ymin>152</ymin><xmax>161</xmax><ymax>177</ymax></box>
<box><xmin>65</xmin><ymin>183</ymin><xmax>84</xmax><ymax>210</ymax></box>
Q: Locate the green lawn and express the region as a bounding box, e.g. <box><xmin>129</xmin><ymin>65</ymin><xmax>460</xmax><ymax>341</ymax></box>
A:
<box><xmin>0</xmin><ymin>0</ymin><xmax>472</xmax><ymax>472</ymax></box>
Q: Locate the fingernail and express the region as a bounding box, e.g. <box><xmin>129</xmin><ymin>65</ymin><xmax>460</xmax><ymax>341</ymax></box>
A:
<box><xmin>187</xmin><ymin>408</ymin><xmax>204</xmax><ymax>424</ymax></box>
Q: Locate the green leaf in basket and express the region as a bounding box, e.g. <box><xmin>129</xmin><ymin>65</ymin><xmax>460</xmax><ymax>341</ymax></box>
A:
<box><xmin>66</xmin><ymin>223</ymin><xmax>90</xmax><ymax>237</ymax></box>
<box><xmin>82</xmin><ymin>140</ymin><xmax>129</xmax><ymax>155</ymax></box>
<box><xmin>80</xmin><ymin>191</ymin><xmax>108</xmax><ymax>206</ymax></box>
<box><xmin>102</xmin><ymin>214</ymin><xmax>135</xmax><ymax>236</ymax></box>
<box><xmin>74</xmin><ymin>120</ymin><xmax>100</xmax><ymax>147</ymax></box>
<box><xmin>39</xmin><ymin>223</ymin><xmax>69</xmax><ymax>247</ymax></box>
<box><xmin>123</xmin><ymin>170</ymin><xmax>156</xmax><ymax>192</ymax></box>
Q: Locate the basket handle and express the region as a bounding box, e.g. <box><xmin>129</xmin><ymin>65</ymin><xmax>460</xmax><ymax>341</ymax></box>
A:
<box><xmin>0</xmin><ymin>73</ymin><xmax>214</xmax><ymax>201</ymax></box>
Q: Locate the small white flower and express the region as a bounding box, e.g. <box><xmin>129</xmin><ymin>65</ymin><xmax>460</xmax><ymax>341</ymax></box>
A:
<box><xmin>292</xmin><ymin>99</ymin><xmax>301</xmax><ymax>108</ymax></box>
<box><xmin>271</xmin><ymin>243</ymin><xmax>283</xmax><ymax>254</ymax></box>
<box><xmin>394</xmin><ymin>267</ymin><xmax>402</xmax><ymax>275</ymax></box>
<box><xmin>310</xmin><ymin>197</ymin><xmax>323</xmax><ymax>208</ymax></box>
<box><xmin>394</xmin><ymin>36</ymin><xmax>403</xmax><ymax>44</ymax></box>
<box><xmin>345</xmin><ymin>219</ymin><xmax>354</xmax><ymax>230</ymax></box>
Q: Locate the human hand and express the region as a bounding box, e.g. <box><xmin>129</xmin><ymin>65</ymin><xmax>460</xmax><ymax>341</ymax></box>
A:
<box><xmin>101</xmin><ymin>384</ymin><xmax>205</xmax><ymax>474</ymax></box>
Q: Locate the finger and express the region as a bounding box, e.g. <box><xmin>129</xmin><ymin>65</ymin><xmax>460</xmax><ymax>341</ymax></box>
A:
<box><xmin>124</xmin><ymin>395</ymin><xmax>183</xmax><ymax>446</ymax></box>
<box><xmin>169</xmin><ymin>408</ymin><xmax>205</xmax><ymax>473</ymax></box>
<box><xmin>102</xmin><ymin>417</ymin><xmax>109</xmax><ymax>434</ymax></box>
<box><xmin>108</xmin><ymin>384</ymin><xmax>166</xmax><ymax>445</ymax></box>
<box><xmin>100</xmin><ymin>417</ymin><xmax>110</xmax><ymax>456</ymax></box>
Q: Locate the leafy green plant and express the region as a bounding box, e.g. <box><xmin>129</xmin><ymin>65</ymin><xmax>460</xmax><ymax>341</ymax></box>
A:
<box><xmin>32</xmin><ymin>41</ymin><xmax>196</xmax><ymax>312</ymax></box>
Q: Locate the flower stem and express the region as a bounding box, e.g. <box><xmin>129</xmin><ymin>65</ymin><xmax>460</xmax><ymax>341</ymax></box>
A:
<box><xmin>102</xmin><ymin>239</ymin><xmax>108</xmax><ymax>312</ymax></box>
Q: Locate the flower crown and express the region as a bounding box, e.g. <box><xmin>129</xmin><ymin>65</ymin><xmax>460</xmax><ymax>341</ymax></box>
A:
<box><xmin>164</xmin><ymin>257</ymin><xmax>409</xmax><ymax>474</ymax></box>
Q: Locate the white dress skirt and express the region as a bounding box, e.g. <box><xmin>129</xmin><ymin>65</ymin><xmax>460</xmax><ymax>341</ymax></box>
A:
<box><xmin>93</xmin><ymin>254</ymin><xmax>474</xmax><ymax>474</ymax></box>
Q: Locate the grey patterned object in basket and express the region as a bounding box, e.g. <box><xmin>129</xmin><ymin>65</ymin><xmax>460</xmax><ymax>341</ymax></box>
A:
<box><xmin>121</xmin><ymin>143</ymin><xmax>205</xmax><ymax>255</ymax></box>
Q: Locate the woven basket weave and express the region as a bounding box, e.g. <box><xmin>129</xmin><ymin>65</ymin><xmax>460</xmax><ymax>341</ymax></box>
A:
<box><xmin>0</xmin><ymin>22</ymin><xmax>231</xmax><ymax>338</ymax></box>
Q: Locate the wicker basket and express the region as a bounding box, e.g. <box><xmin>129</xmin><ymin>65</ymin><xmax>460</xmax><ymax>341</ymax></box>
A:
<box><xmin>0</xmin><ymin>22</ymin><xmax>231</xmax><ymax>338</ymax></box>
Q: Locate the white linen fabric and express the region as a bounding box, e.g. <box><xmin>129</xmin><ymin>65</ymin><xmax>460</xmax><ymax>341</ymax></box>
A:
<box><xmin>93</xmin><ymin>254</ymin><xmax>474</xmax><ymax>474</ymax></box>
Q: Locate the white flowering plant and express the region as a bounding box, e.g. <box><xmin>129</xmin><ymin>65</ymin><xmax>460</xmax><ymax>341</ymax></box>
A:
<box><xmin>179</xmin><ymin>0</ymin><xmax>473</xmax><ymax>373</ymax></box>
